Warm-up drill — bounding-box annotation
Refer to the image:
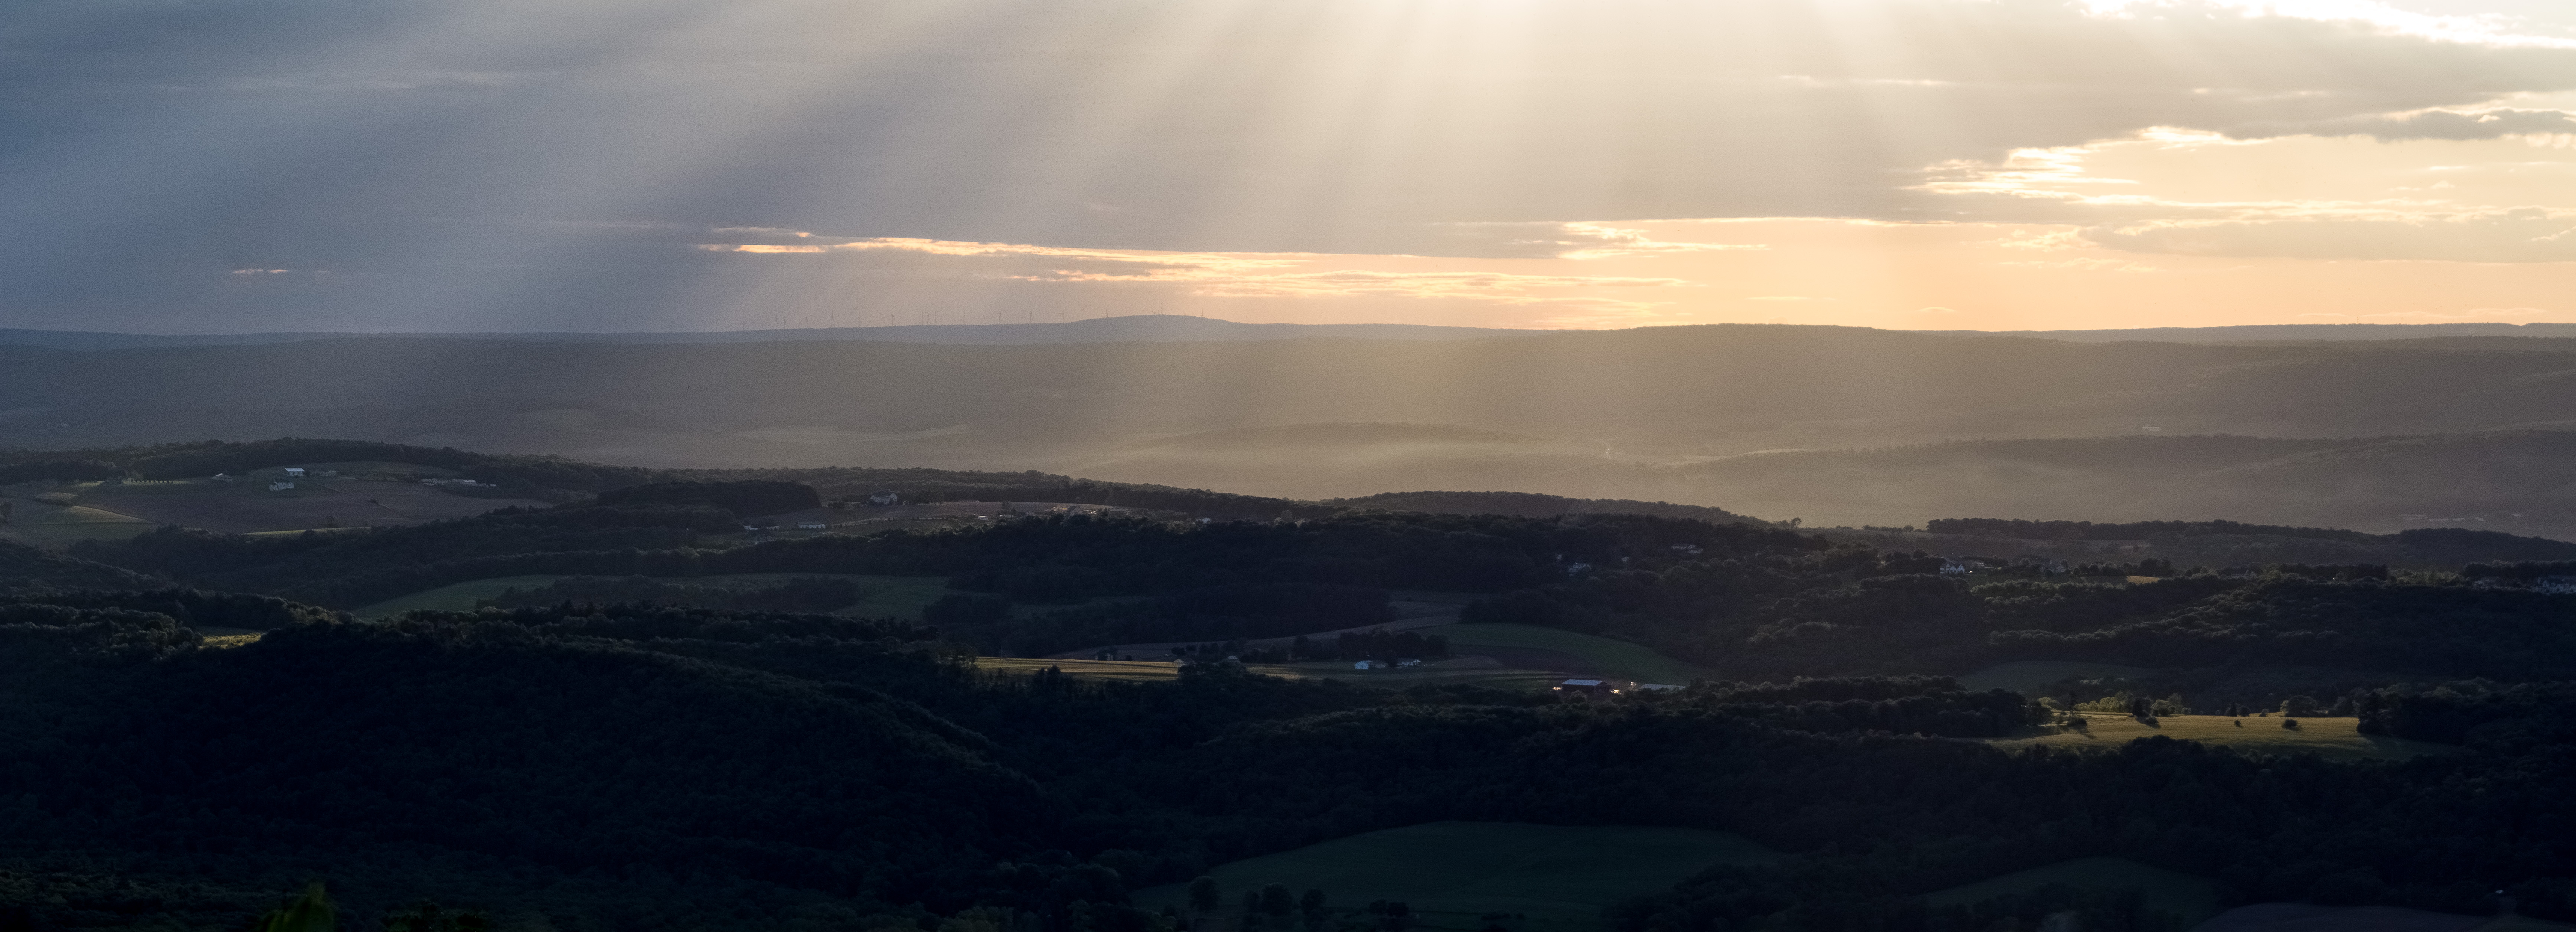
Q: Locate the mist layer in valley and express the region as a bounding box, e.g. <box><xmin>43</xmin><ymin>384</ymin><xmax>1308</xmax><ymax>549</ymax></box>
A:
<box><xmin>4</xmin><ymin>320</ymin><xmax>2572</xmax><ymax>537</ymax></box>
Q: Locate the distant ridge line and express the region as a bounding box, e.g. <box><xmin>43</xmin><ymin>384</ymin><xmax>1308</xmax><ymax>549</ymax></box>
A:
<box><xmin>4</xmin><ymin>316</ymin><xmax>2570</xmax><ymax>351</ymax></box>
<box><xmin>0</xmin><ymin>315</ymin><xmax>1536</xmax><ymax>350</ymax></box>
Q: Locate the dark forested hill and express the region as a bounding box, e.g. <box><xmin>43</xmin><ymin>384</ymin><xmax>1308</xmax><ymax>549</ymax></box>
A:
<box><xmin>5</xmin><ymin>589</ymin><xmax>2576</xmax><ymax>931</ymax></box>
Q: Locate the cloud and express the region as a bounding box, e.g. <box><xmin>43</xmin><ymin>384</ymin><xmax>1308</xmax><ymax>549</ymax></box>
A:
<box><xmin>2080</xmin><ymin>206</ymin><xmax>2576</xmax><ymax>261</ymax></box>
<box><xmin>698</xmin><ymin>235</ymin><xmax>1689</xmax><ymax>308</ymax></box>
<box><xmin>1425</xmin><ymin>222</ymin><xmax>1767</xmax><ymax>260</ymax></box>
<box><xmin>2251</xmin><ymin>107</ymin><xmax>2576</xmax><ymax>140</ymax></box>
<box><xmin>10</xmin><ymin>0</ymin><xmax>2576</xmax><ymax>329</ymax></box>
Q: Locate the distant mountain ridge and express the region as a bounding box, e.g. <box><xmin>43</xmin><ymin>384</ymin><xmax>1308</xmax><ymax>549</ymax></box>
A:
<box><xmin>7</xmin><ymin>316</ymin><xmax>2571</xmax><ymax>351</ymax></box>
<box><xmin>1932</xmin><ymin>322</ymin><xmax>2576</xmax><ymax>343</ymax></box>
<box><xmin>0</xmin><ymin>315</ymin><xmax>1535</xmax><ymax>350</ymax></box>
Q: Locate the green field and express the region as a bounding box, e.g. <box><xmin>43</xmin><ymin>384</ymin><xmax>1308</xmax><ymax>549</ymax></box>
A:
<box><xmin>0</xmin><ymin>502</ymin><xmax>157</xmax><ymax>548</ymax></box>
<box><xmin>1257</xmin><ymin>658</ymin><xmax>1567</xmax><ymax>690</ymax></box>
<box><xmin>1422</xmin><ymin>623</ymin><xmax>1713</xmax><ymax>685</ymax></box>
<box><xmin>1956</xmin><ymin>661</ymin><xmax>2158</xmax><ymax>694</ymax></box>
<box><xmin>976</xmin><ymin>657</ymin><xmax>1188</xmax><ymax>682</ymax></box>
<box><xmin>1133</xmin><ymin>822</ymin><xmax>1778</xmax><ymax>931</ymax></box>
<box><xmin>352</xmin><ymin>573</ymin><xmax>956</xmax><ymax>620</ymax></box>
<box><xmin>1927</xmin><ymin>857</ymin><xmax>2219</xmax><ymax>926</ymax></box>
<box><xmin>1990</xmin><ymin>714</ymin><xmax>2454</xmax><ymax>761</ymax></box>
<box><xmin>975</xmin><ymin>657</ymin><xmax>1566</xmax><ymax>689</ymax></box>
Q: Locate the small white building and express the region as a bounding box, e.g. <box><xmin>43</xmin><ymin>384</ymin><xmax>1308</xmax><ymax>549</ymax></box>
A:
<box><xmin>867</xmin><ymin>491</ymin><xmax>901</xmax><ymax>506</ymax></box>
<box><xmin>283</xmin><ymin>467</ymin><xmax>306</xmax><ymax>478</ymax></box>
<box><xmin>1353</xmin><ymin>660</ymin><xmax>1378</xmax><ymax>670</ymax></box>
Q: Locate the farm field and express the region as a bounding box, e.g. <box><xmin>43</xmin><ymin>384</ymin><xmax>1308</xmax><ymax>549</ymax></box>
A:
<box><xmin>1256</xmin><ymin>657</ymin><xmax>1565</xmax><ymax>689</ymax></box>
<box><xmin>0</xmin><ymin>500</ymin><xmax>155</xmax><ymax>548</ymax></box>
<box><xmin>1422</xmin><ymin>623</ymin><xmax>1713</xmax><ymax>685</ymax></box>
<box><xmin>1956</xmin><ymin>661</ymin><xmax>2159</xmax><ymax>694</ymax></box>
<box><xmin>351</xmin><ymin>572</ymin><xmax>955</xmax><ymax>620</ymax></box>
<box><xmin>975</xmin><ymin>656</ymin><xmax>1566</xmax><ymax>689</ymax></box>
<box><xmin>85</xmin><ymin>477</ymin><xmax>548</xmax><ymax>534</ymax></box>
<box><xmin>1132</xmin><ymin>822</ymin><xmax>1778</xmax><ymax>931</ymax></box>
<box><xmin>1990</xmin><ymin>714</ymin><xmax>2455</xmax><ymax>762</ymax></box>
<box><xmin>1925</xmin><ymin>857</ymin><xmax>2218</xmax><ymax>926</ymax></box>
<box><xmin>975</xmin><ymin>658</ymin><xmax>1188</xmax><ymax>682</ymax></box>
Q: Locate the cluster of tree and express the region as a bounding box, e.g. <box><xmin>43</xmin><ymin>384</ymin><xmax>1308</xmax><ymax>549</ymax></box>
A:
<box><xmin>1613</xmin><ymin>870</ymin><xmax>2189</xmax><ymax>932</ymax></box>
<box><xmin>592</xmin><ymin>480</ymin><xmax>822</xmax><ymax>516</ymax></box>
<box><xmin>1295</xmin><ymin>628</ymin><xmax>1448</xmax><ymax>663</ymax></box>
<box><xmin>1927</xmin><ymin>518</ymin><xmax>2382</xmax><ymax>543</ymax></box>
<box><xmin>1845</xmin><ymin>521</ymin><xmax>2576</xmax><ymax>571</ymax></box>
<box><xmin>0</xmin><ymin>457</ymin><xmax>124</xmax><ymax>485</ymax></box>
<box><xmin>1460</xmin><ymin>552</ymin><xmax>2576</xmax><ymax>688</ymax></box>
<box><xmin>1320</xmin><ymin>492</ymin><xmax>1770</xmax><ymax>528</ymax></box>
<box><xmin>69</xmin><ymin>509</ymin><xmax>1773</xmax><ymax>613</ymax></box>
<box><xmin>0</xmin><ymin>437</ymin><xmax>666</xmax><ymax>490</ymax></box>
<box><xmin>1989</xmin><ymin>576</ymin><xmax>2576</xmax><ymax>679</ymax></box>
<box><xmin>2461</xmin><ymin>559</ymin><xmax>2576</xmax><ymax>583</ymax></box>
<box><xmin>926</xmin><ymin>583</ymin><xmax>1395</xmax><ymax>658</ymax></box>
<box><xmin>477</xmin><ymin>575</ymin><xmax>861</xmax><ymax>614</ymax></box>
<box><xmin>1673</xmin><ymin>677</ymin><xmax>2043</xmax><ymax>738</ymax></box>
<box><xmin>2356</xmin><ymin>680</ymin><xmax>2576</xmax><ymax>745</ymax></box>
<box><xmin>6</xmin><ymin>588</ymin><xmax>2576</xmax><ymax>930</ymax></box>
<box><xmin>0</xmin><ymin>539</ymin><xmax>159</xmax><ymax>591</ymax></box>
<box><xmin>68</xmin><ymin>506</ymin><xmax>733</xmax><ymax>606</ymax></box>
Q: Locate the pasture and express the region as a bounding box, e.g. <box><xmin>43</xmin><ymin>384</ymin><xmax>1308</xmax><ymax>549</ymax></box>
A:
<box><xmin>1989</xmin><ymin>714</ymin><xmax>2453</xmax><ymax>762</ymax></box>
<box><xmin>0</xmin><ymin>499</ymin><xmax>156</xmax><ymax>548</ymax></box>
<box><xmin>1422</xmin><ymin>623</ymin><xmax>1712</xmax><ymax>685</ymax></box>
<box><xmin>975</xmin><ymin>658</ymin><xmax>1187</xmax><ymax>682</ymax></box>
<box><xmin>974</xmin><ymin>656</ymin><xmax>1567</xmax><ymax>689</ymax></box>
<box><xmin>1955</xmin><ymin>661</ymin><xmax>2158</xmax><ymax>694</ymax></box>
<box><xmin>351</xmin><ymin>572</ymin><xmax>954</xmax><ymax>620</ymax></box>
<box><xmin>85</xmin><ymin>477</ymin><xmax>547</xmax><ymax>534</ymax></box>
<box><xmin>1132</xmin><ymin>822</ymin><xmax>1778</xmax><ymax>932</ymax></box>
<box><xmin>1926</xmin><ymin>857</ymin><xmax>2218</xmax><ymax>926</ymax></box>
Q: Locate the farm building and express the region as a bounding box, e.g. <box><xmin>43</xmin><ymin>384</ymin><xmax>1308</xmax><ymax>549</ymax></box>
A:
<box><xmin>866</xmin><ymin>491</ymin><xmax>901</xmax><ymax>506</ymax></box>
<box><xmin>1353</xmin><ymin>660</ymin><xmax>1378</xmax><ymax>670</ymax></box>
<box><xmin>283</xmin><ymin>468</ymin><xmax>306</xmax><ymax>478</ymax></box>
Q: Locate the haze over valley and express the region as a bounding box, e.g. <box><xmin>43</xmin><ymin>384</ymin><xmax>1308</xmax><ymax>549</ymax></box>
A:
<box><xmin>6</xmin><ymin>319</ymin><xmax>2572</xmax><ymax>535</ymax></box>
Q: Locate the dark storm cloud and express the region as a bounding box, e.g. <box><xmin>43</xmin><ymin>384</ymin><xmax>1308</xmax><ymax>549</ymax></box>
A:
<box><xmin>3</xmin><ymin>0</ymin><xmax>2574</xmax><ymax>330</ymax></box>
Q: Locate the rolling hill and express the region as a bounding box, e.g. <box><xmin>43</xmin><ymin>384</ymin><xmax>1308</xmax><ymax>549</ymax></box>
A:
<box><xmin>0</xmin><ymin>325</ymin><xmax>2571</xmax><ymax>534</ymax></box>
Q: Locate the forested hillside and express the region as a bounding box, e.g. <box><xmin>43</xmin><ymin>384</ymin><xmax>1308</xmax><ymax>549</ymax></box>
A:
<box><xmin>3</xmin><ymin>592</ymin><xmax>2573</xmax><ymax>931</ymax></box>
<box><xmin>48</xmin><ymin>481</ymin><xmax>2576</xmax><ymax>705</ymax></box>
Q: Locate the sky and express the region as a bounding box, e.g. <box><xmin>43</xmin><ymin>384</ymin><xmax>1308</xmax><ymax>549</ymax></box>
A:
<box><xmin>3</xmin><ymin>0</ymin><xmax>2575</xmax><ymax>333</ymax></box>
